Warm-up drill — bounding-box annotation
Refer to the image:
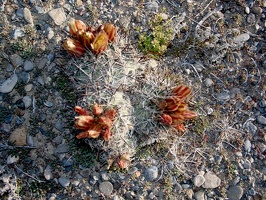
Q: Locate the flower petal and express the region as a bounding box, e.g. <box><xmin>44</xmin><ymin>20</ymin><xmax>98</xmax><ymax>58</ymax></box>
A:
<box><xmin>97</xmin><ymin>116</ymin><xmax>112</xmax><ymax>128</ymax></box>
<box><xmin>182</xmin><ymin>110</ymin><xmax>197</xmax><ymax>120</ymax></box>
<box><xmin>173</xmin><ymin>124</ymin><xmax>186</xmax><ymax>132</ymax></box>
<box><xmin>69</xmin><ymin>18</ymin><xmax>87</xmax><ymax>36</ymax></box>
<box><xmin>91</xmin><ymin>30</ymin><xmax>109</xmax><ymax>55</ymax></box>
<box><xmin>76</xmin><ymin>124</ymin><xmax>102</xmax><ymax>139</ymax></box>
<box><xmin>117</xmin><ymin>153</ymin><xmax>130</xmax><ymax>169</ymax></box>
<box><xmin>82</xmin><ymin>31</ymin><xmax>95</xmax><ymax>50</ymax></box>
<box><xmin>103</xmin><ymin>108</ymin><xmax>117</xmax><ymax>121</ymax></box>
<box><xmin>103</xmin><ymin>23</ymin><xmax>116</xmax><ymax>42</ymax></box>
<box><xmin>101</xmin><ymin>127</ymin><xmax>112</xmax><ymax>141</ymax></box>
<box><xmin>172</xmin><ymin>85</ymin><xmax>191</xmax><ymax>100</ymax></box>
<box><xmin>159</xmin><ymin>114</ymin><xmax>172</xmax><ymax>125</ymax></box>
<box><xmin>92</xmin><ymin>103</ymin><xmax>103</xmax><ymax>116</ymax></box>
<box><xmin>74</xmin><ymin>115</ymin><xmax>95</xmax><ymax>130</ymax></box>
<box><xmin>74</xmin><ymin>106</ymin><xmax>91</xmax><ymax>116</ymax></box>
<box><xmin>62</xmin><ymin>38</ymin><xmax>85</xmax><ymax>57</ymax></box>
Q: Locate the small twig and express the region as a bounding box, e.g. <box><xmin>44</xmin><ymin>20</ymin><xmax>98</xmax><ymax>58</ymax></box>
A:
<box><xmin>14</xmin><ymin>164</ymin><xmax>45</xmax><ymax>183</ymax></box>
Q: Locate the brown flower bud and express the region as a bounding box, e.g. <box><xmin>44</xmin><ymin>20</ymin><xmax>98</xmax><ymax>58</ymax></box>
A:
<box><xmin>69</xmin><ymin>18</ymin><xmax>87</xmax><ymax>37</ymax></box>
<box><xmin>62</xmin><ymin>38</ymin><xmax>85</xmax><ymax>57</ymax></box>
<box><xmin>82</xmin><ymin>31</ymin><xmax>95</xmax><ymax>50</ymax></box>
<box><xmin>91</xmin><ymin>30</ymin><xmax>109</xmax><ymax>55</ymax></box>
<box><xmin>103</xmin><ymin>23</ymin><xmax>116</xmax><ymax>42</ymax></box>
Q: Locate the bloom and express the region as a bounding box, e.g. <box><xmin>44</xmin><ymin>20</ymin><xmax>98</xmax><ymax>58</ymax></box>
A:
<box><xmin>62</xmin><ymin>38</ymin><xmax>85</xmax><ymax>57</ymax></box>
<box><xmin>103</xmin><ymin>23</ymin><xmax>116</xmax><ymax>42</ymax></box>
<box><xmin>69</xmin><ymin>18</ymin><xmax>87</xmax><ymax>37</ymax></box>
<box><xmin>91</xmin><ymin>30</ymin><xmax>109</xmax><ymax>55</ymax></box>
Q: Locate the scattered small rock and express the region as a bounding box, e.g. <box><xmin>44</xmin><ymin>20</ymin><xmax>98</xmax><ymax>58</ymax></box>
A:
<box><xmin>244</xmin><ymin>139</ymin><xmax>252</xmax><ymax>152</ymax></box>
<box><xmin>24</xmin><ymin>84</ymin><xmax>33</xmax><ymax>92</ymax></box>
<box><xmin>227</xmin><ymin>186</ymin><xmax>243</xmax><ymax>200</ymax></box>
<box><xmin>202</xmin><ymin>171</ymin><xmax>221</xmax><ymax>189</ymax></box>
<box><xmin>233</xmin><ymin>33</ymin><xmax>250</xmax><ymax>43</ymax></box>
<box><xmin>99</xmin><ymin>181</ymin><xmax>113</xmax><ymax>196</ymax></box>
<box><xmin>193</xmin><ymin>175</ymin><xmax>205</xmax><ymax>187</ymax></box>
<box><xmin>9</xmin><ymin>126</ymin><xmax>27</xmax><ymax>146</ymax></box>
<box><xmin>11</xmin><ymin>28</ymin><xmax>25</xmax><ymax>39</ymax></box>
<box><xmin>48</xmin><ymin>8</ymin><xmax>66</xmax><ymax>25</ymax></box>
<box><xmin>55</xmin><ymin>120</ymin><xmax>65</xmax><ymax>132</ymax></box>
<box><xmin>217</xmin><ymin>92</ymin><xmax>230</xmax><ymax>101</ymax></box>
<box><xmin>22</xmin><ymin>96</ymin><xmax>32</xmax><ymax>108</ymax></box>
<box><xmin>257</xmin><ymin>115</ymin><xmax>266</xmax><ymax>125</ymax></box>
<box><xmin>17</xmin><ymin>71</ymin><xmax>30</xmax><ymax>83</ymax></box>
<box><xmin>24</xmin><ymin>60</ymin><xmax>34</xmax><ymax>71</ymax></box>
<box><xmin>0</xmin><ymin>74</ymin><xmax>18</xmax><ymax>93</ymax></box>
<box><xmin>55</xmin><ymin>144</ymin><xmax>69</xmax><ymax>154</ymax></box>
<box><xmin>7</xmin><ymin>155</ymin><xmax>19</xmax><ymax>164</ymax></box>
<box><xmin>58</xmin><ymin>176</ymin><xmax>70</xmax><ymax>188</ymax></box>
<box><xmin>144</xmin><ymin>166</ymin><xmax>158</xmax><ymax>181</ymax></box>
<box><xmin>194</xmin><ymin>190</ymin><xmax>205</xmax><ymax>200</ymax></box>
<box><xmin>44</xmin><ymin>165</ymin><xmax>53</xmax><ymax>180</ymax></box>
<box><xmin>23</xmin><ymin>7</ymin><xmax>33</xmax><ymax>24</ymax></box>
<box><xmin>204</xmin><ymin>78</ymin><xmax>214</xmax><ymax>87</ymax></box>
<box><xmin>10</xmin><ymin>54</ymin><xmax>24</xmax><ymax>67</ymax></box>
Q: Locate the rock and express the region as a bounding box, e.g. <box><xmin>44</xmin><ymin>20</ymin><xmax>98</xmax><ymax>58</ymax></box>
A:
<box><xmin>193</xmin><ymin>175</ymin><xmax>205</xmax><ymax>187</ymax></box>
<box><xmin>6</xmin><ymin>63</ymin><xmax>13</xmax><ymax>72</ymax></box>
<box><xmin>233</xmin><ymin>33</ymin><xmax>250</xmax><ymax>43</ymax></box>
<box><xmin>17</xmin><ymin>71</ymin><xmax>30</xmax><ymax>83</ymax></box>
<box><xmin>7</xmin><ymin>155</ymin><xmax>19</xmax><ymax>164</ymax></box>
<box><xmin>55</xmin><ymin>144</ymin><xmax>69</xmax><ymax>154</ymax></box>
<box><xmin>37</xmin><ymin>57</ymin><xmax>48</xmax><ymax>69</ymax></box>
<box><xmin>245</xmin><ymin>7</ymin><xmax>250</xmax><ymax>14</ymax></box>
<box><xmin>44</xmin><ymin>165</ymin><xmax>53</xmax><ymax>180</ymax></box>
<box><xmin>11</xmin><ymin>28</ymin><xmax>25</xmax><ymax>39</ymax></box>
<box><xmin>37</xmin><ymin>76</ymin><xmax>45</xmax><ymax>86</ymax></box>
<box><xmin>24</xmin><ymin>60</ymin><xmax>34</xmax><ymax>71</ymax></box>
<box><xmin>16</xmin><ymin>99</ymin><xmax>25</xmax><ymax>110</ymax></box>
<box><xmin>217</xmin><ymin>92</ymin><xmax>230</xmax><ymax>101</ymax></box>
<box><xmin>9</xmin><ymin>126</ymin><xmax>27</xmax><ymax>146</ymax></box>
<box><xmin>55</xmin><ymin>120</ymin><xmax>65</xmax><ymax>132</ymax></box>
<box><xmin>204</xmin><ymin>78</ymin><xmax>214</xmax><ymax>87</ymax></box>
<box><xmin>101</xmin><ymin>172</ymin><xmax>110</xmax><ymax>181</ymax></box>
<box><xmin>194</xmin><ymin>190</ymin><xmax>205</xmax><ymax>200</ymax></box>
<box><xmin>34</xmin><ymin>6</ymin><xmax>45</xmax><ymax>14</ymax></box>
<box><xmin>128</xmin><ymin>167</ymin><xmax>138</xmax><ymax>175</ymax></box>
<box><xmin>227</xmin><ymin>186</ymin><xmax>243</xmax><ymax>200</ymax></box>
<box><xmin>27</xmin><ymin>135</ymin><xmax>34</xmax><ymax>146</ymax></box>
<box><xmin>99</xmin><ymin>181</ymin><xmax>113</xmax><ymax>196</ymax></box>
<box><xmin>243</xmin><ymin>159</ymin><xmax>251</xmax><ymax>169</ymax></box>
<box><xmin>58</xmin><ymin>176</ymin><xmax>70</xmax><ymax>188</ymax></box>
<box><xmin>10</xmin><ymin>54</ymin><xmax>24</xmax><ymax>67</ymax></box>
<box><xmin>257</xmin><ymin>116</ymin><xmax>266</xmax><ymax>125</ymax></box>
<box><xmin>247</xmin><ymin>13</ymin><xmax>256</xmax><ymax>24</ymax></box>
<box><xmin>244</xmin><ymin>139</ymin><xmax>252</xmax><ymax>152</ymax></box>
<box><xmin>259</xmin><ymin>100</ymin><xmax>266</xmax><ymax>107</ymax></box>
<box><xmin>144</xmin><ymin>166</ymin><xmax>158</xmax><ymax>181</ymax></box>
<box><xmin>23</xmin><ymin>7</ymin><xmax>33</xmax><ymax>24</ymax></box>
<box><xmin>16</xmin><ymin>8</ymin><xmax>24</xmax><ymax>18</ymax></box>
<box><xmin>244</xmin><ymin>122</ymin><xmax>257</xmax><ymax>135</ymax></box>
<box><xmin>22</xmin><ymin>96</ymin><xmax>32</xmax><ymax>108</ymax></box>
<box><xmin>252</xmin><ymin>6</ymin><xmax>263</xmax><ymax>14</ymax></box>
<box><xmin>24</xmin><ymin>84</ymin><xmax>33</xmax><ymax>92</ymax></box>
<box><xmin>44</xmin><ymin>101</ymin><xmax>54</xmax><ymax>108</ymax></box>
<box><xmin>46</xmin><ymin>27</ymin><xmax>54</xmax><ymax>39</ymax></box>
<box><xmin>48</xmin><ymin>8</ymin><xmax>66</xmax><ymax>25</ymax></box>
<box><xmin>202</xmin><ymin>171</ymin><xmax>221</xmax><ymax>189</ymax></box>
<box><xmin>0</xmin><ymin>74</ymin><xmax>18</xmax><ymax>93</ymax></box>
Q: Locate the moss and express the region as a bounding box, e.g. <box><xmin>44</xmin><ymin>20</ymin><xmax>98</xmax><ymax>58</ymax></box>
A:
<box><xmin>138</xmin><ymin>13</ymin><xmax>173</xmax><ymax>59</ymax></box>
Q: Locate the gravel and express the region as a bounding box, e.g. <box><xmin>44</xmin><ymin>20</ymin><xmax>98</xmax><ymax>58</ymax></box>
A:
<box><xmin>0</xmin><ymin>0</ymin><xmax>265</xmax><ymax>199</ymax></box>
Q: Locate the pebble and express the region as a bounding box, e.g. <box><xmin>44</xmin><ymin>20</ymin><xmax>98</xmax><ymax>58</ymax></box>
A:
<box><xmin>244</xmin><ymin>122</ymin><xmax>257</xmax><ymax>135</ymax></box>
<box><xmin>24</xmin><ymin>60</ymin><xmax>34</xmax><ymax>71</ymax></box>
<box><xmin>55</xmin><ymin>144</ymin><xmax>69</xmax><ymax>154</ymax></box>
<box><xmin>247</xmin><ymin>13</ymin><xmax>256</xmax><ymax>24</ymax></box>
<box><xmin>17</xmin><ymin>71</ymin><xmax>30</xmax><ymax>83</ymax></box>
<box><xmin>27</xmin><ymin>135</ymin><xmax>34</xmax><ymax>146</ymax></box>
<box><xmin>48</xmin><ymin>8</ymin><xmax>66</xmax><ymax>25</ymax></box>
<box><xmin>252</xmin><ymin>6</ymin><xmax>263</xmax><ymax>14</ymax></box>
<box><xmin>128</xmin><ymin>166</ymin><xmax>138</xmax><ymax>175</ymax></box>
<box><xmin>23</xmin><ymin>7</ymin><xmax>33</xmax><ymax>24</ymax></box>
<box><xmin>227</xmin><ymin>186</ymin><xmax>243</xmax><ymax>200</ymax></box>
<box><xmin>7</xmin><ymin>155</ymin><xmax>19</xmax><ymax>164</ymax></box>
<box><xmin>248</xmin><ymin>188</ymin><xmax>256</xmax><ymax>196</ymax></box>
<box><xmin>6</xmin><ymin>63</ymin><xmax>13</xmax><ymax>72</ymax></box>
<box><xmin>194</xmin><ymin>190</ymin><xmax>205</xmax><ymax>200</ymax></box>
<box><xmin>44</xmin><ymin>165</ymin><xmax>53</xmax><ymax>180</ymax></box>
<box><xmin>259</xmin><ymin>100</ymin><xmax>266</xmax><ymax>108</ymax></box>
<box><xmin>233</xmin><ymin>33</ymin><xmax>250</xmax><ymax>43</ymax></box>
<box><xmin>44</xmin><ymin>101</ymin><xmax>54</xmax><ymax>108</ymax></box>
<box><xmin>24</xmin><ymin>84</ymin><xmax>33</xmax><ymax>92</ymax></box>
<box><xmin>144</xmin><ymin>166</ymin><xmax>158</xmax><ymax>181</ymax></box>
<box><xmin>9</xmin><ymin>126</ymin><xmax>27</xmax><ymax>146</ymax></box>
<box><xmin>10</xmin><ymin>54</ymin><xmax>24</xmax><ymax>67</ymax></box>
<box><xmin>245</xmin><ymin>7</ymin><xmax>250</xmax><ymax>14</ymax></box>
<box><xmin>37</xmin><ymin>76</ymin><xmax>45</xmax><ymax>86</ymax></box>
<box><xmin>58</xmin><ymin>176</ymin><xmax>70</xmax><ymax>188</ymax></box>
<box><xmin>101</xmin><ymin>172</ymin><xmax>110</xmax><ymax>181</ymax></box>
<box><xmin>0</xmin><ymin>74</ymin><xmax>18</xmax><ymax>93</ymax></box>
<box><xmin>46</xmin><ymin>27</ymin><xmax>55</xmax><ymax>39</ymax></box>
<box><xmin>16</xmin><ymin>117</ymin><xmax>25</xmax><ymax>125</ymax></box>
<box><xmin>216</xmin><ymin>92</ymin><xmax>230</xmax><ymax>101</ymax></box>
<box><xmin>99</xmin><ymin>181</ymin><xmax>113</xmax><ymax>196</ymax></box>
<box><xmin>34</xmin><ymin>6</ymin><xmax>45</xmax><ymax>14</ymax></box>
<box><xmin>204</xmin><ymin>78</ymin><xmax>214</xmax><ymax>87</ymax></box>
<box><xmin>55</xmin><ymin>120</ymin><xmax>65</xmax><ymax>132</ymax></box>
<box><xmin>16</xmin><ymin>99</ymin><xmax>25</xmax><ymax>110</ymax></box>
<box><xmin>38</xmin><ymin>57</ymin><xmax>48</xmax><ymax>69</ymax></box>
<box><xmin>244</xmin><ymin>139</ymin><xmax>251</xmax><ymax>152</ymax></box>
<box><xmin>202</xmin><ymin>171</ymin><xmax>221</xmax><ymax>189</ymax></box>
<box><xmin>11</xmin><ymin>28</ymin><xmax>25</xmax><ymax>39</ymax></box>
<box><xmin>22</xmin><ymin>96</ymin><xmax>32</xmax><ymax>108</ymax></box>
<box><xmin>243</xmin><ymin>159</ymin><xmax>251</xmax><ymax>169</ymax></box>
<box><xmin>16</xmin><ymin>8</ymin><xmax>24</xmax><ymax>18</ymax></box>
<box><xmin>257</xmin><ymin>115</ymin><xmax>266</xmax><ymax>125</ymax></box>
<box><xmin>193</xmin><ymin>175</ymin><xmax>205</xmax><ymax>187</ymax></box>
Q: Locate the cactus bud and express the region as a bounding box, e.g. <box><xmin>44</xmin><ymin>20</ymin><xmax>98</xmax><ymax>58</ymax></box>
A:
<box><xmin>103</xmin><ymin>23</ymin><xmax>116</xmax><ymax>42</ymax></box>
<box><xmin>91</xmin><ymin>30</ymin><xmax>109</xmax><ymax>55</ymax></box>
<box><xmin>69</xmin><ymin>18</ymin><xmax>87</xmax><ymax>37</ymax></box>
<box><xmin>62</xmin><ymin>38</ymin><xmax>85</xmax><ymax>57</ymax></box>
<box><xmin>82</xmin><ymin>31</ymin><xmax>95</xmax><ymax>50</ymax></box>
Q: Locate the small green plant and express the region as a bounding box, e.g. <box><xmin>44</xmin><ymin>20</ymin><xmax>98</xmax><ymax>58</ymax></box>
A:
<box><xmin>138</xmin><ymin>13</ymin><xmax>173</xmax><ymax>58</ymax></box>
<box><xmin>11</xmin><ymin>41</ymin><xmax>36</xmax><ymax>59</ymax></box>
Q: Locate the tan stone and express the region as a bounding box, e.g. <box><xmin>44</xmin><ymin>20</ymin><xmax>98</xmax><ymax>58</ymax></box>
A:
<box><xmin>9</xmin><ymin>126</ymin><xmax>27</xmax><ymax>146</ymax></box>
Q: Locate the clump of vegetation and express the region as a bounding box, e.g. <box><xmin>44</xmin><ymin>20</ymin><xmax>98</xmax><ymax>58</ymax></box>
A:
<box><xmin>138</xmin><ymin>13</ymin><xmax>173</xmax><ymax>58</ymax></box>
<box><xmin>11</xmin><ymin>40</ymin><xmax>36</xmax><ymax>59</ymax></box>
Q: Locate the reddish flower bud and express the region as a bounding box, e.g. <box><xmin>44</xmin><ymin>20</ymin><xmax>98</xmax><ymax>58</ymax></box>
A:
<box><xmin>69</xmin><ymin>18</ymin><xmax>87</xmax><ymax>36</ymax></box>
<box><xmin>103</xmin><ymin>23</ymin><xmax>116</xmax><ymax>42</ymax></box>
<box><xmin>160</xmin><ymin>114</ymin><xmax>172</xmax><ymax>125</ymax></box>
<box><xmin>172</xmin><ymin>85</ymin><xmax>191</xmax><ymax>100</ymax></box>
<box><xmin>82</xmin><ymin>31</ymin><xmax>95</xmax><ymax>50</ymax></box>
<box><xmin>62</xmin><ymin>38</ymin><xmax>85</xmax><ymax>57</ymax></box>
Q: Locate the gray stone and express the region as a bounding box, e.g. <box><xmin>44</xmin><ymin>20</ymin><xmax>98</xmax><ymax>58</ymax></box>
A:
<box><xmin>247</xmin><ymin>13</ymin><xmax>256</xmax><ymax>24</ymax></box>
<box><xmin>24</xmin><ymin>60</ymin><xmax>34</xmax><ymax>71</ymax></box>
<box><xmin>37</xmin><ymin>76</ymin><xmax>45</xmax><ymax>86</ymax></box>
<box><xmin>55</xmin><ymin>144</ymin><xmax>69</xmax><ymax>154</ymax></box>
<box><xmin>244</xmin><ymin>139</ymin><xmax>252</xmax><ymax>152</ymax></box>
<box><xmin>38</xmin><ymin>57</ymin><xmax>48</xmax><ymax>69</ymax></box>
<box><xmin>259</xmin><ymin>100</ymin><xmax>266</xmax><ymax>107</ymax></box>
<box><xmin>44</xmin><ymin>165</ymin><xmax>53</xmax><ymax>180</ymax></box>
<box><xmin>227</xmin><ymin>186</ymin><xmax>243</xmax><ymax>200</ymax></box>
<box><xmin>144</xmin><ymin>166</ymin><xmax>158</xmax><ymax>181</ymax></box>
<box><xmin>55</xmin><ymin>120</ymin><xmax>65</xmax><ymax>132</ymax></box>
<box><xmin>194</xmin><ymin>190</ymin><xmax>205</xmax><ymax>200</ymax></box>
<box><xmin>23</xmin><ymin>7</ymin><xmax>33</xmax><ymax>24</ymax></box>
<box><xmin>17</xmin><ymin>71</ymin><xmax>30</xmax><ymax>83</ymax></box>
<box><xmin>27</xmin><ymin>135</ymin><xmax>34</xmax><ymax>147</ymax></box>
<box><xmin>44</xmin><ymin>101</ymin><xmax>54</xmax><ymax>108</ymax></box>
<box><xmin>233</xmin><ymin>33</ymin><xmax>250</xmax><ymax>43</ymax></box>
<box><xmin>243</xmin><ymin>159</ymin><xmax>251</xmax><ymax>169</ymax></box>
<box><xmin>252</xmin><ymin>6</ymin><xmax>263</xmax><ymax>14</ymax></box>
<box><xmin>10</xmin><ymin>54</ymin><xmax>24</xmax><ymax>67</ymax></box>
<box><xmin>202</xmin><ymin>171</ymin><xmax>221</xmax><ymax>189</ymax></box>
<box><xmin>257</xmin><ymin>116</ymin><xmax>266</xmax><ymax>125</ymax></box>
<box><xmin>58</xmin><ymin>176</ymin><xmax>70</xmax><ymax>188</ymax></box>
<box><xmin>80</xmin><ymin>168</ymin><xmax>90</xmax><ymax>178</ymax></box>
<box><xmin>128</xmin><ymin>167</ymin><xmax>138</xmax><ymax>175</ymax></box>
<box><xmin>217</xmin><ymin>92</ymin><xmax>230</xmax><ymax>101</ymax></box>
<box><xmin>193</xmin><ymin>175</ymin><xmax>205</xmax><ymax>187</ymax></box>
<box><xmin>6</xmin><ymin>63</ymin><xmax>13</xmax><ymax>72</ymax></box>
<box><xmin>34</xmin><ymin>6</ymin><xmax>45</xmax><ymax>14</ymax></box>
<box><xmin>48</xmin><ymin>8</ymin><xmax>66</xmax><ymax>25</ymax></box>
<box><xmin>46</xmin><ymin>27</ymin><xmax>54</xmax><ymax>39</ymax></box>
<box><xmin>11</xmin><ymin>28</ymin><xmax>25</xmax><ymax>39</ymax></box>
<box><xmin>7</xmin><ymin>155</ymin><xmax>19</xmax><ymax>164</ymax></box>
<box><xmin>248</xmin><ymin>188</ymin><xmax>256</xmax><ymax>196</ymax></box>
<box><xmin>16</xmin><ymin>8</ymin><xmax>24</xmax><ymax>18</ymax></box>
<box><xmin>245</xmin><ymin>122</ymin><xmax>257</xmax><ymax>135</ymax></box>
<box><xmin>101</xmin><ymin>172</ymin><xmax>110</xmax><ymax>181</ymax></box>
<box><xmin>99</xmin><ymin>181</ymin><xmax>113</xmax><ymax>196</ymax></box>
<box><xmin>204</xmin><ymin>78</ymin><xmax>214</xmax><ymax>87</ymax></box>
<box><xmin>0</xmin><ymin>74</ymin><xmax>18</xmax><ymax>93</ymax></box>
<box><xmin>24</xmin><ymin>84</ymin><xmax>33</xmax><ymax>92</ymax></box>
<box><xmin>22</xmin><ymin>96</ymin><xmax>32</xmax><ymax>108</ymax></box>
